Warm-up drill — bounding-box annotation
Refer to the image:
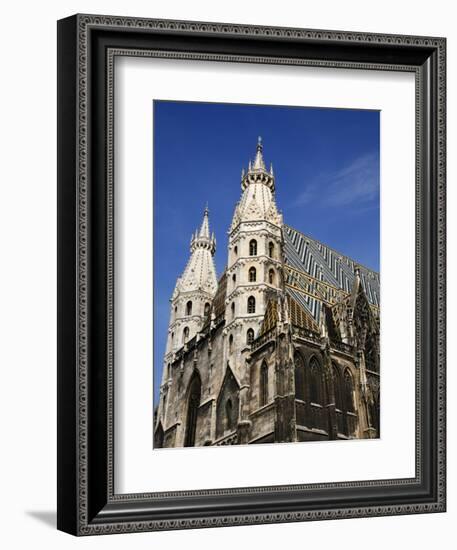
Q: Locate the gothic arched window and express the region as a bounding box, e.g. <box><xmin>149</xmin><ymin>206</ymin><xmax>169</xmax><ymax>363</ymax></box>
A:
<box><xmin>268</xmin><ymin>241</ymin><xmax>274</xmax><ymax>258</ymax></box>
<box><xmin>228</xmin><ymin>334</ymin><xmax>233</xmax><ymax>354</ymax></box>
<box><xmin>246</xmin><ymin>328</ymin><xmax>254</xmax><ymax>345</ymax></box>
<box><xmin>309</xmin><ymin>357</ymin><xmax>323</xmax><ymax>405</ymax></box>
<box><xmin>333</xmin><ymin>363</ymin><xmax>344</xmax><ymax>411</ymax></box>
<box><xmin>247</xmin><ymin>296</ymin><xmax>256</xmax><ymax>314</ymax></box>
<box><xmin>231</xmin><ymin>302</ymin><xmax>235</xmax><ymax>319</ymax></box>
<box><xmin>249</xmin><ymin>266</ymin><xmax>257</xmax><ymax>282</ymax></box>
<box><xmin>204</xmin><ymin>302</ymin><xmax>210</xmax><ymax>317</ymax></box>
<box><xmin>268</xmin><ymin>268</ymin><xmax>275</xmax><ymax>285</ymax></box>
<box><xmin>225</xmin><ymin>399</ymin><xmax>234</xmax><ymax>431</ymax></box>
<box><xmin>184</xmin><ymin>372</ymin><xmax>201</xmax><ymax>447</ymax></box>
<box><xmin>232</xmin><ymin>273</ymin><xmax>236</xmax><ymax>285</ymax></box>
<box><xmin>182</xmin><ymin>326</ymin><xmax>189</xmax><ymax>344</ymax></box>
<box><xmin>344</xmin><ymin>369</ymin><xmax>355</xmax><ymax>412</ymax></box>
<box><xmin>249</xmin><ymin>239</ymin><xmax>257</xmax><ymax>256</ymax></box>
<box><xmin>260</xmin><ymin>362</ymin><xmax>269</xmax><ymax>406</ymax></box>
<box><xmin>234</xmin><ymin>246</ymin><xmax>238</xmax><ymax>256</ymax></box>
<box><xmin>186</xmin><ymin>301</ymin><xmax>192</xmax><ymax>316</ymax></box>
<box><xmin>294</xmin><ymin>352</ymin><xmax>306</xmax><ymax>401</ymax></box>
<box><xmin>154</xmin><ymin>423</ymin><xmax>164</xmax><ymax>449</ymax></box>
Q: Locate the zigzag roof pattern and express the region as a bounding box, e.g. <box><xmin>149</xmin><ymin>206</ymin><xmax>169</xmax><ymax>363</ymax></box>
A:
<box><xmin>283</xmin><ymin>224</ymin><xmax>380</xmax><ymax>323</ymax></box>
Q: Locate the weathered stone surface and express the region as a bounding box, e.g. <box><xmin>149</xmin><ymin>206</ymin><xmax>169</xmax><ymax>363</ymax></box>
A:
<box><xmin>155</xmin><ymin>140</ymin><xmax>380</xmax><ymax>448</ymax></box>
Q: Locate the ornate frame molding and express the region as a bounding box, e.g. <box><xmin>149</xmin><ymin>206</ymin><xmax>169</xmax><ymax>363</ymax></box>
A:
<box><xmin>57</xmin><ymin>14</ymin><xmax>446</xmax><ymax>535</ymax></box>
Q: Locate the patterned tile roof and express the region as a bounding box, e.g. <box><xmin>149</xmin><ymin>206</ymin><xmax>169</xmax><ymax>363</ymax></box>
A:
<box><xmin>283</xmin><ymin>224</ymin><xmax>380</xmax><ymax>322</ymax></box>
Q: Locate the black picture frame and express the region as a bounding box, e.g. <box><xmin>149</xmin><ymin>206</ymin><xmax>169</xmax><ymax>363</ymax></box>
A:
<box><xmin>57</xmin><ymin>14</ymin><xmax>446</xmax><ymax>535</ymax></box>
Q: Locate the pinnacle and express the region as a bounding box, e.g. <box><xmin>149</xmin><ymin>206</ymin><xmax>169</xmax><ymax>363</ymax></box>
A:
<box><xmin>198</xmin><ymin>205</ymin><xmax>210</xmax><ymax>238</ymax></box>
<box><xmin>253</xmin><ymin>135</ymin><xmax>266</xmax><ymax>170</ymax></box>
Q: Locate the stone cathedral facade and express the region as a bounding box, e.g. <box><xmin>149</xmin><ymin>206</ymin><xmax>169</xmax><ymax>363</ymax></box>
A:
<box><xmin>154</xmin><ymin>139</ymin><xmax>380</xmax><ymax>448</ymax></box>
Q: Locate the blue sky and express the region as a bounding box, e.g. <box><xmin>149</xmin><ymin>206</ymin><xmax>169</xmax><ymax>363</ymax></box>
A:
<box><xmin>153</xmin><ymin>100</ymin><xmax>380</xmax><ymax>401</ymax></box>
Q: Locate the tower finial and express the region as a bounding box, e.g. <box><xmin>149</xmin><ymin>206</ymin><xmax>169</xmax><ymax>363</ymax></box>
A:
<box><xmin>253</xmin><ymin>136</ymin><xmax>266</xmax><ymax>170</ymax></box>
<box><xmin>198</xmin><ymin>204</ymin><xmax>210</xmax><ymax>238</ymax></box>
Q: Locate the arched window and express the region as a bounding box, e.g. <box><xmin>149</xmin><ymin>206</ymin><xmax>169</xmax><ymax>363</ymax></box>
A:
<box><xmin>231</xmin><ymin>302</ymin><xmax>235</xmax><ymax>319</ymax></box>
<box><xmin>294</xmin><ymin>352</ymin><xmax>306</xmax><ymax>401</ymax></box>
<box><xmin>204</xmin><ymin>302</ymin><xmax>210</xmax><ymax>317</ymax></box>
<box><xmin>167</xmin><ymin>363</ymin><xmax>171</xmax><ymax>379</ymax></box>
<box><xmin>154</xmin><ymin>423</ymin><xmax>164</xmax><ymax>449</ymax></box>
<box><xmin>225</xmin><ymin>399</ymin><xmax>234</xmax><ymax>431</ymax></box>
<box><xmin>268</xmin><ymin>241</ymin><xmax>274</xmax><ymax>258</ymax></box>
<box><xmin>246</xmin><ymin>328</ymin><xmax>255</xmax><ymax>345</ymax></box>
<box><xmin>232</xmin><ymin>273</ymin><xmax>236</xmax><ymax>285</ymax></box>
<box><xmin>249</xmin><ymin>239</ymin><xmax>257</xmax><ymax>256</ymax></box>
<box><xmin>268</xmin><ymin>268</ymin><xmax>275</xmax><ymax>285</ymax></box>
<box><xmin>174</xmin><ymin>306</ymin><xmax>177</xmax><ymax>317</ymax></box>
<box><xmin>344</xmin><ymin>369</ymin><xmax>354</xmax><ymax>412</ymax></box>
<box><xmin>260</xmin><ymin>362</ymin><xmax>269</xmax><ymax>406</ymax></box>
<box><xmin>182</xmin><ymin>326</ymin><xmax>189</xmax><ymax>344</ymax></box>
<box><xmin>216</xmin><ymin>368</ymin><xmax>240</xmax><ymax>439</ymax></box>
<box><xmin>228</xmin><ymin>334</ymin><xmax>233</xmax><ymax>354</ymax></box>
<box><xmin>184</xmin><ymin>373</ymin><xmax>201</xmax><ymax>447</ymax></box>
<box><xmin>171</xmin><ymin>332</ymin><xmax>174</xmax><ymax>343</ymax></box>
<box><xmin>247</xmin><ymin>296</ymin><xmax>256</xmax><ymax>314</ymax></box>
<box><xmin>234</xmin><ymin>245</ymin><xmax>238</xmax><ymax>256</ymax></box>
<box><xmin>309</xmin><ymin>357</ymin><xmax>323</xmax><ymax>405</ymax></box>
<box><xmin>332</xmin><ymin>363</ymin><xmax>344</xmax><ymax>410</ymax></box>
<box><xmin>186</xmin><ymin>301</ymin><xmax>192</xmax><ymax>316</ymax></box>
<box><xmin>249</xmin><ymin>266</ymin><xmax>257</xmax><ymax>282</ymax></box>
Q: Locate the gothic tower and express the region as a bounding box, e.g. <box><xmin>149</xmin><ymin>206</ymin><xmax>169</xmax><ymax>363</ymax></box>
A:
<box><xmin>224</xmin><ymin>137</ymin><xmax>283</xmax><ymax>383</ymax></box>
<box><xmin>161</xmin><ymin>207</ymin><xmax>217</xmax><ymax>387</ymax></box>
<box><xmin>155</xmin><ymin>136</ymin><xmax>380</xmax><ymax>449</ymax></box>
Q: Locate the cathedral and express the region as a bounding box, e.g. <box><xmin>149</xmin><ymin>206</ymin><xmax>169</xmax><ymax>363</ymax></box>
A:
<box><xmin>154</xmin><ymin>138</ymin><xmax>380</xmax><ymax>448</ymax></box>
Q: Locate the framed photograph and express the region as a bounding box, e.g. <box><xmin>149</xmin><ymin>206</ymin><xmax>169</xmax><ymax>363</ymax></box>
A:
<box><xmin>57</xmin><ymin>14</ymin><xmax>446</xmax><ymax>535</ymax></box>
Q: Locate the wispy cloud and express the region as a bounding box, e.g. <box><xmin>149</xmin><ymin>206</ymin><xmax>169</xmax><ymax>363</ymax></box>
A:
<box><xmin>293</xmin><ymin>152</ymin><xmax>379</xmax><ymax>210</ymax></box>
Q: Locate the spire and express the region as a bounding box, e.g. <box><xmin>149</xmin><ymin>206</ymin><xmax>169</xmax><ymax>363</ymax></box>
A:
<box><xmin>232</xmin><ymin>138</ymin><xmax>281</xmax><ymax>231</ymax></box>
<box><xmin>253</xmin><ymin>136</ymin><xmax>266</xmax><ymax>170</ymax></box>
<box><xmin>240</xmin><ymin>137</ymin><xmax>275</xmax><ymax>193</ymax></box>
<box><xmin>198</xmin><ymin>203</ymin><xmax>210</xmax><ymax>238</ymax></box>
<box><xmin>191</xmin><ymin>205</ymin><xmax>216</xmax><ymax>255</ymax></box>
<box><xmin>174</xmin><ymin>205</ymin><xmax>218</xmax><ymax>299</ymax></box>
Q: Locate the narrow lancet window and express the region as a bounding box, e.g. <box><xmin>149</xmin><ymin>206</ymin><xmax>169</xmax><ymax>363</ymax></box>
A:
<box><xmin>260</xmin><ymin>362</ymin><xmax>268</xmax><ymax>406</ymax></box>
<box><xmin>249</xmin><ymin>239</ymin><xmax>257</xmax><ymax>256</ymax></box>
